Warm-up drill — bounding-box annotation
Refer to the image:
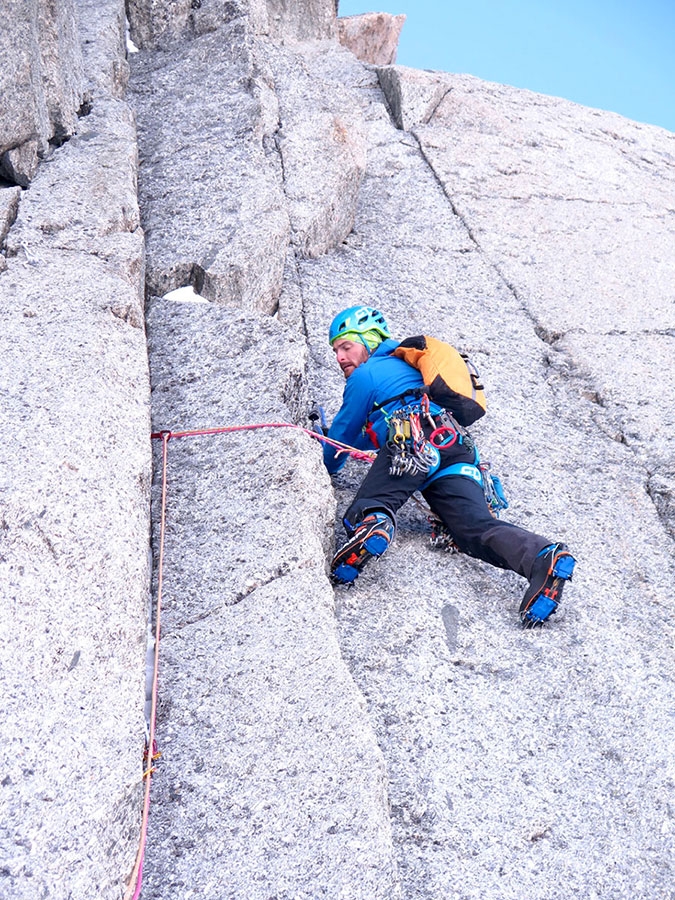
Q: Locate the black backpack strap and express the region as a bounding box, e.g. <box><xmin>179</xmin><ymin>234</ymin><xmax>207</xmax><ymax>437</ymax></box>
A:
<box><xmin>370</xmin><ymin>386</ymin><xmax>429</xmax><ymax>415</ymax></box>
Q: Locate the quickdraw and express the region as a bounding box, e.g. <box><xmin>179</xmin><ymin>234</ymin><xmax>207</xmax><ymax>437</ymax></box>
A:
<box><xmin>385</xmin><ymin>393</ymin><xmax>440</xmax><ymax>477</ymax></box>
<box><xmin>479</xmin><ymin>461</ymin><xmax>509</xmax><ymax>516</ymax></box>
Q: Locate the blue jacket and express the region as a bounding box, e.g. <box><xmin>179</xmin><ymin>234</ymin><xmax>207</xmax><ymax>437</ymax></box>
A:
<box><xmin>324</xmin><ymin>338</ymin><xmax>429</xmax><ymax>474</ymax></box>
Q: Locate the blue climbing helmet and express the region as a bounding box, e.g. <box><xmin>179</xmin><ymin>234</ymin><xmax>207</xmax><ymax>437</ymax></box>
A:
<box><xmin>328</xmin><ymin>306</ymin><xmax>391</xmax><ymax>346</ymax></box>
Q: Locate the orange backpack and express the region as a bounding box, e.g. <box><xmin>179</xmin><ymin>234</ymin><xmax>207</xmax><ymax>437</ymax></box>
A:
<box><xmin>393</xmin><ymin>335</ymin><xmax>487</xmax><ymax>426</ymax></box>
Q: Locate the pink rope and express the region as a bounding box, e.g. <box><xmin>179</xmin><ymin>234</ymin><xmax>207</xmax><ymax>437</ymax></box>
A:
<box><xmin>150</xmin><ymin>421</ymin><xmax>376</xmax><ymax>463</ymax></box>
<box><xmin>125</xmin><ymin>421</ymin><xmax>372</xmax><ymax>896</ymax></box>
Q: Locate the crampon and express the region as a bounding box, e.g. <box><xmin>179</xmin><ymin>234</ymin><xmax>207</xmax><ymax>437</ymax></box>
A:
<box><xmin>331</xmin><ymin>512</ymin><xmax>395</xmax><ymax>585</ymax></box>
<box><xmin>520</xmin><ymin>543</ymin><xmax>576</xmax><ymax>627</ymax></box>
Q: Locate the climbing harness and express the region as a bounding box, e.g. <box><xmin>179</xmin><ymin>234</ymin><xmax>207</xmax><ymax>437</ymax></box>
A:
<box><xmin>123</xmin><ymin>421</ymin><xmax>373</xmax><ymax>900</ymax></box>
<box><xmin>424</xmin><ymin>463</ymin><xmax>508</xmax><ymax>554</ymax></box>
<box><xmin>423</xmin><ymin>452</ymin><xmax>509</xmax><ymax>511</ymax></box>
<box><xmin>381</xmin><ymin>393</ymin><xmax>508</xmax><ymax>526</ymax></box>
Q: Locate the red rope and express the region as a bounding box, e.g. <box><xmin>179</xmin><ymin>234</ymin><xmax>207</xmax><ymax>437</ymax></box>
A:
<box><xmin>125</xmin><ymin>421</ymin><xmax>371</xmax><ymax>896</ymax></box>
<box><xmin>149</xmin><ymin>421</ymin><xmax>376</xmax><ymax>463</ymax></box>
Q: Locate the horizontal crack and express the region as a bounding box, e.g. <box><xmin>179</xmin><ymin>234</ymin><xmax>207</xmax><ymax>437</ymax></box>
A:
<box><xmin>167</xmin><ymin>559</ymin><xmax>324</xmax><ymax>632</ymax></box>
<box><xmin>447</xmin><ymin>190</ymin><xmax>662</xmax><ymax>208</ymax></box>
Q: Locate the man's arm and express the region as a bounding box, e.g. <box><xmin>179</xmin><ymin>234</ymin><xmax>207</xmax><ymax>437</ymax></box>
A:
<box><xmin>323</xmin><ymin>368</ymin><xmax>377</xmax><ymax>474</ymax></box>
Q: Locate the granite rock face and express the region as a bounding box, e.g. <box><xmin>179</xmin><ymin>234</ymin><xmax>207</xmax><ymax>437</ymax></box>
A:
<box><xmin>302</xmin><ymin>65</ymin><xmax>675</xmax><ymax>900</ymax></box>
<box><xmin>266</xmin><ymin>0</ymin><xmax>337</xmax><ymax>43</ymax></box>
<box><xmin>128</xmin><ymin>19</ymin><xmax>290</xmax><ymax>309</ymax></box>
<box><xmin>377</xmin><ymin>64</ymin><xmax>450</xmax><ymax>130</ymax></box>
<box><xmin>0</xmin><ymin>186</ymin><xmax>22</xmax><ymax>272</ymax></box>
<box><xmin>144</xmin><ymin>301</ymin><xmax>400</xmax><ymax>898</ymax></box>
<box><xmin>0</xmin><ymin>0</ymin><xmax>84</xmax><ymax>185</ymax></box>
<box><xmin>0</xmin><ymin>1</ymin><xmax>150</xmax><ymax>898</ymax></box>
<box><xmin>78</xmin><ymin>0</ymin><xmax>131</xmax><ymax>98</ymax></box>
<box><xmin>3</xmin><ymin>1</ymin><xmax>675</xmax><ymax>899</ymax></box>
<box><xmin>125</xmin><ymin>0</ymin><xmax>192</xmax><ymax>48</ymax></box>
<box><xmin>338</xmin><ymin>12</ymin><xmax>406</xmax><ymax>66</ymax></box>
<box><xmin>125</xmin><ymin>0</ymin><xmax>269</xmax><ymax>50</ymax></box>
<box><xmin>126</xmin><ymin>0</ymin><xmax>334</xmax><ymax>48</ymax></box>
<box><xmin>406</xmin><ymin>70</ymin><xmax>675</xmax><ymax>546</ymax></box>
<box><xmin>128</xmin><ymin>21</ymin><xmax>367</xmax><ymax>304</ymax></box>
<box><xmin>268</xmin><ymin>43</ymin><xmax>367</xmax><ymax>258</ymax></box>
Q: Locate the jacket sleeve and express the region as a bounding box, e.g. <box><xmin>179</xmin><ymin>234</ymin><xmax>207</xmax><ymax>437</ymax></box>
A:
<box><xmin>323</xmin><ymin>369</ymin><xmax>378</xmax><ymax>474</ymax></box>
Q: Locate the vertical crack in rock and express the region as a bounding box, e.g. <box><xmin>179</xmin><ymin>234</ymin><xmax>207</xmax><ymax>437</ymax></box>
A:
<box><xmin>265</xmin><ymin>41</ymin><xmax>367</xmax><ymax>261</ymax></box>
<box><xmin>131</xmin><ymin>4</ymin><xmax>403</xmax><ymax>893</ymax></box>
<box><xmin>143</xmin><ymin>294</ymin><xmax>400</xmax><ymax>898</ymax></box>
<box><xmin>414</xmin><ymin>116</ymin><xmax>675</xmax><ymax>545</ymax></box>
<box><xmin>128</xmin><ymin>18</ymin><xmax>290</xmax><ymax>310</ymax></box>
<box><xmin>0</xmin><ymin>0</ymin><xmax>85</xmax><ymax>186</ymax></box>
<box><xmin>377</xmin><ymin>64</ymin><xmax>452</xmax><ymax>132</ymax></box>
<box><xmin>412</xmin><ymin>127</ymin><xmax>669</xmax><ymax>519</ymax></box>
<box><xmin>301</xmin><ymin>57</ymin><xmax>675</xmax><ymax>900</ymax></box>
<box><xmin>414</xmin><ymin>131</ymin><xmax>538</xmax><ymax>317</ymax></box>
<box><xmin>0</xmin><ymin>187</ymin><xmax>22</xmax><ymax>272</ymax></box>
<box><xmin>424</xmin><ymin>87</ymin><xmax>454</xmax><ymax>126</ymax></box>
<box><xmin>6</xmin><ymin>1</ymin><xmax>674</xmax><ymax>897</ymax></box>
<box><xmin>265</xmin><ymin>39</ymin><xmax>369</xmax><ymax>396</ymax></box>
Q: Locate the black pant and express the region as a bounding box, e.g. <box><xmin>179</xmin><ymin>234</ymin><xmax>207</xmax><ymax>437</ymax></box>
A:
<box><xmin>343</xmin><ymin>437</ymin><xmax>550</xmax><ymax>581</ymax></box>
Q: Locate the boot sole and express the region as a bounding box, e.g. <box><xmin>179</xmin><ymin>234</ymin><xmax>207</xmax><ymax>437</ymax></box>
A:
<box><xmin>331</xmin><ymin>532</ymin><xmax>391</xmax><ymax>585</ymax></box>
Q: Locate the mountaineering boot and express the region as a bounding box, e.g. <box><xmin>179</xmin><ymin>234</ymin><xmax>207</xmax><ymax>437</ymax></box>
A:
<box><xmin>331</xmin><ymin>512</ymin><xmax>395</xmax><ymax>585</ymax></box>
<box><xmin>520</xmin><ymin>542</ymin><xmax>576</xmax><ymax>626</ymax></box>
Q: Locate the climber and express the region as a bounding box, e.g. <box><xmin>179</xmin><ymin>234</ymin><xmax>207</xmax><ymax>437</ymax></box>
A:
<box><xmin>323</xmin><ymin>305</ymin><xmax>575</xmax><ymax>626</ymax></box>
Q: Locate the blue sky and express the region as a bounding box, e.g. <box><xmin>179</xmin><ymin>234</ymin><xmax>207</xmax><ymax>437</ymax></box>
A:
<box><xmin>338</xmin><ymin>0</ymin><xmax>675</xmax><ymax>133</ymax></box>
